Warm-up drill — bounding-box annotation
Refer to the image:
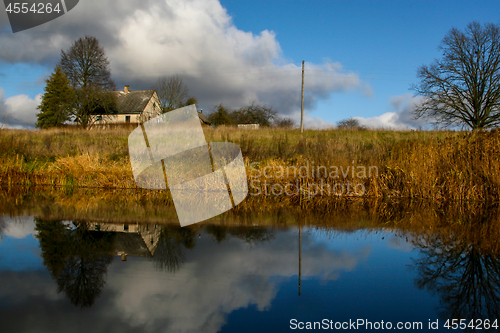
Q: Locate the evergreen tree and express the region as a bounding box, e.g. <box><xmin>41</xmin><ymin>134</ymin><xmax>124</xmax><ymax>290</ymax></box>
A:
<box><xmin>208</xmin><ymin>104</ymin><xmax>234</xmax><ymax>125</ymax></box>
<box><xmin>36</xmin><ymin>66</ymin><xmax>74</xmax><ymax>129</ymax></box>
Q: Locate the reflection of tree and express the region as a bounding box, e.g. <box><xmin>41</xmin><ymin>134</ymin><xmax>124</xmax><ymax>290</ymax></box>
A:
<box><xmin>0</xmin><ymin>216</ymin><xmax>6</xmax><ymax>242</ymax></box>
<box><xmin>229</xmin><ymin>226</ymin><xmax>274</xmax><ymax>244</ymax></box>
<box><xmin>205</xmin><ymin>225</ymin><xmax>228</xmax><ymax>243</ymax></box>
<box><xmin>153</xmin><ymin>224</ymin><xmax>275</xmax><ymax>273</ymax></box>
<box><xmin>204</xmin><ymin>225</ymin><xmax>275</xmax><ymax>248</ymax></box>
<box><xmin>57</xmin><ymin>253</ymin><xmax>112</xmax><ymax>307</ymax></box>
<box><xmin>153</xmin><ymin>225</ymin><xmax>198</xmax><ymax>273</ymax></box>
<box><xmin>412</xmin><ymin>230</ymin><xmax>500</xmax><ymax>326</ymax></box>
<box><xmin>35</xmin><ymin>218</ymin><xmax>114</xmax><ymax>307</ymax></box>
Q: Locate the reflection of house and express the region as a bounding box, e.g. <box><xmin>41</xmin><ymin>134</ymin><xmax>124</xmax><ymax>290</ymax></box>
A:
<box><xmin>94</xmin><ymin>85</ymin><xmax>163</xmax><ymax>125</ymax></box>
<box><xmin>91</xmin><ymin>222</ymin><xmax>161</xmax><ymax>257</ymax></box>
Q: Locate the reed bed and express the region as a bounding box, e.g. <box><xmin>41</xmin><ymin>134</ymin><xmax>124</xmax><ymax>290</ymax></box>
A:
<box><xmin>1</xmin><ymin>126</ymin><xmax>499</xmax><ymax>207</ymax></box>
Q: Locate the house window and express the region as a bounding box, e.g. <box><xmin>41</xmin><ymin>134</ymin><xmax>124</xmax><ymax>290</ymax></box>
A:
<box><xmin>123</xmin><ymin>224</ymin><xmax>129</xmax><ymax>231</ymax></box>
<box><xmin>125</xmin><ymin>115</ymin><xmax>131</xmax><ymax>123</ymax></box>
<box><xmin>96</xmin><ymin>115</ymin><xmax>102</xmax><ymax>122</ymax></box>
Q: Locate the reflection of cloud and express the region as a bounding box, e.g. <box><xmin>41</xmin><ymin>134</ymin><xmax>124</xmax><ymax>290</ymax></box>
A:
<box><xmin>0</xmin><ymin>0</ymin><xmax>370</xmax><ymax>125</ymax></box>
<box><xmin>386</xmin><ymin>235</ymin><xmax>414</xmax><ymax>252</ymax></box>
<box><xmin>0</xmin><ymin>271</ymin><xmax>61</xmax><ymax>304</ymax></box>
<box><xmin>109</xmin><ymin>229</ymin><xmax>369</xmax><ymax>332</ymax></box>
<box><xmin>0</xmin><ymin>227</ymin><xmax>369</xmax><ymax>333</ymax></box>
<box><xmin>0</xmin><ymin>216</ymin><xmax>42</xmax><ymax>271</ymax></box>
<box><xmin>3</xmin><ymin>216</ymin><xmax>37</xmax><ymax>239</ymax></box>
<box><xmin>0</xmin><ymin>272</ymin><xmax>145</xmax><ymax>333</ymax></box>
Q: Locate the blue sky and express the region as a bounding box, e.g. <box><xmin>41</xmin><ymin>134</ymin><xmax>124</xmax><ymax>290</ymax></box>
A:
<box><xmin>219</xmin><ymin>0</ymin><xmax>500</xmax><ymax>126</ymax></box>
<box><xmin>0</xmin><ymin>0</ymin><xmax>499</xmax><ymax>128</ymax></box>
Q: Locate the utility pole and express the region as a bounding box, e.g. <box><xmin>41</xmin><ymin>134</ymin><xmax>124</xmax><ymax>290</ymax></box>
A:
<box><xmin>300</xmin><ymin>60</ymin><xmax>305</xmax><ymax>134</ymax></box>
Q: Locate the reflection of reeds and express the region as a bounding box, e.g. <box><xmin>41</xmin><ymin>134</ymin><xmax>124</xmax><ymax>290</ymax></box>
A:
<box><xmin>4</xmin><ymin>186</ymin><xmax>500</xmax><ymax>257</ymax></box>
<box><xmin>1</xmin><ymin>186</ymin><xmax>498</xmax><ymax>224</ymax></box>
<box><xmin>1</xmin><ymin>127</ymin><xmax>500</xmax><ymax>203</ymax></box>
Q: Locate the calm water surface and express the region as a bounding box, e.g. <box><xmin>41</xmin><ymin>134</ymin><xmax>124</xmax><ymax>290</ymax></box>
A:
<box><xmin>0</xmin><ymin>212</ymin><xmax>499</xmax><ymax>332</ymax></box>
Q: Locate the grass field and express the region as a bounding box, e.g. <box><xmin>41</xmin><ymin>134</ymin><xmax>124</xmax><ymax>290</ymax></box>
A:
<box><xmin>1</xmin><ymin>126</ymin><xmax>500</xmax><ymax>205</ymax></box>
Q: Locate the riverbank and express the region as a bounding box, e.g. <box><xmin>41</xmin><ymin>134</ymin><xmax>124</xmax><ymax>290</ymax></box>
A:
<box><xmin>1</xmin><ymin>126</ymin><xmax>500</xmax><ymax>204</ymax></box>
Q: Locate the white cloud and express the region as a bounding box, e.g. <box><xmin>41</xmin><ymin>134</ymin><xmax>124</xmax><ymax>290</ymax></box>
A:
<box><xmin>286</xmin><ymin>110</ymin><xmax>336</xmax><ymax>129</ymax></box>
<box><xmin>0</xmin><ymin>88</ymin><xmax>41</xmax><ymax>128</ymax></box>
<box><xmin>354</xmin><ymin>93</ymin><xmax>430</xmax><ymax>129</ymax></box>
<box><xmin>0</xmin><ymin>0</ymin><xmax>370</xmax><ymax>122</ymax></box>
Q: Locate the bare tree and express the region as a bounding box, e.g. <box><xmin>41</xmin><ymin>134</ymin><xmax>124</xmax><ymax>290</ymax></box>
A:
<box><xmin>274</xmin><ymin>117</ymin><xmax>296</xmax><ymax>128</ymax></box>
<box><xmin>232</xmin><ymin>102</ymin><xmax>277</xmax><ymax>126</ymax></box>
<box><xmin>155</xmin><ymin>75</ymin><xmax>190</xmax><ymax>112</ymax></box>
<box><xmin>412</xmin><ymin>22</ymin><xmax>500</xmax><ymax>129</ymax></box>
<box><xmin>59</xmin><ymin>35</ymin><xmax>117</xmax><ymax>128</ymax></box>
<box><xmin>336</xmin><ymin>117</ymin><xmax>366</xmax><ymax>130</ymax></box>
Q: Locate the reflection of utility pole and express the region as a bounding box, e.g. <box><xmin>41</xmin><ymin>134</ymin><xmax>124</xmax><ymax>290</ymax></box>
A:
<box><xmin>300</xmin><ymin>60</ymin><xmax>305</xmax><ymax>134</ymax></box>
<box><xmin>299</xmin><ymin>224</ymin><xmax>302</xmax><ymax>296</ymax></box>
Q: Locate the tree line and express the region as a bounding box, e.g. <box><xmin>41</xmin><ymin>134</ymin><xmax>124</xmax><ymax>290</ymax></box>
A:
<box><xmin>36</xmin><ymin>35</ymin><xmax>295</xmax><ymax>130</ymax></box>
<box><xmin>37</xmin><ymin>21</ymin><xmax>500</xmax><ymax>131</ymax></box>
<box><xmin>207</xmin><ymin>102</ymin><xmax>294</xmax><ymax>127</ymax></box>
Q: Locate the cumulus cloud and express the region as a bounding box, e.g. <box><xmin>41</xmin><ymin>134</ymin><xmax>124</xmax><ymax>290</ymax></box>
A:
<box><xmin>354</xmin><ymin>93</ymin><xmax>430</xmax><ymax>129</ymax></box>
<box><xmin>0</xmin><ymin>88</ymin><xmax>41</xmax><ymax>128</ymax></box>
<box><xmin>0</xmin><ymin>0</ymin><xmax>370</xmax><ymax>122</ymax></box>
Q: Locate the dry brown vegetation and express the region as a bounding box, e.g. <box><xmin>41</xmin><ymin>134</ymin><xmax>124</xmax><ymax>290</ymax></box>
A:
<box><xmin>1</xmin><ymin>126</ymin><xmax>499</xmax><ymax>206</ymax></box>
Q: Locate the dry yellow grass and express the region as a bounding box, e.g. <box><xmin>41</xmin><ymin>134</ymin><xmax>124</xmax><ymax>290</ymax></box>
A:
<box><xmin>1</xmin><ymin>126</ymin><xmax>499</xmax><ymax>205</ymax></box>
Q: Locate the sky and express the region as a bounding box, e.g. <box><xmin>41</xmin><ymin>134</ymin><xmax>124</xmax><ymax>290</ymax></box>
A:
<box><xmin>0</xmin><ymin>0</ymin><xmax>499</xmax><ymax>129</ymax></box>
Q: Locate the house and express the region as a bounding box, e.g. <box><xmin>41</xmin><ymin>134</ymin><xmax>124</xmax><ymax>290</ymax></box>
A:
<box><xmin>198</xmin><ymin>109</ymin><xmax>211</xmax><ymax>125</ymax></box>
<box><xmin>93</xmin><ymin>85</ymin><xmax>162</xmax><ymax>125</ymax></box>
<box><xmin>93</xmin><ymin>85</ymin><xmax>211</xmax><ymax>126</ymax></box>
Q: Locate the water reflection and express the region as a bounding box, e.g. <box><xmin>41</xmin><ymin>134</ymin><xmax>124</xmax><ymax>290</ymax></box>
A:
<box><xmin>2</xmin><ymin>210</ymin><xmax>500</xmax><ymax>332</ymax></box>
<box><xmin>412</xmin><ymin>229</ymin><xmax>500</xmax><ymax>326</ymax></box>
<box><xmin>34</xmin><ymin>219</ymin><xmax>279</xmax><ymax>307</ymax></box>
<box><xmin>35</xmin><ymin>218</ymin><xmax>114</xmax><ymax>307</ymax></box>
<box><xmin>153</xmin><ymin>225</ymin><xmax>189</xmax><ymax>273</ymax></box>
<box><xmin>34</xmin><ymin>216</ymin><xmax>500</xmax><ymax>323</ymax></box>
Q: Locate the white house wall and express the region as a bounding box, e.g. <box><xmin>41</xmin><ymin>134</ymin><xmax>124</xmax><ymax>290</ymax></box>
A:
<box><xmin>140</xmin><ymin>92</ymin><xmax>162</xmax><ymax>123</ymax></box>
<box><xmin>91</xmin><ymin>92</ymin><xmax>162</xmax><ymax>125</ymax></box>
